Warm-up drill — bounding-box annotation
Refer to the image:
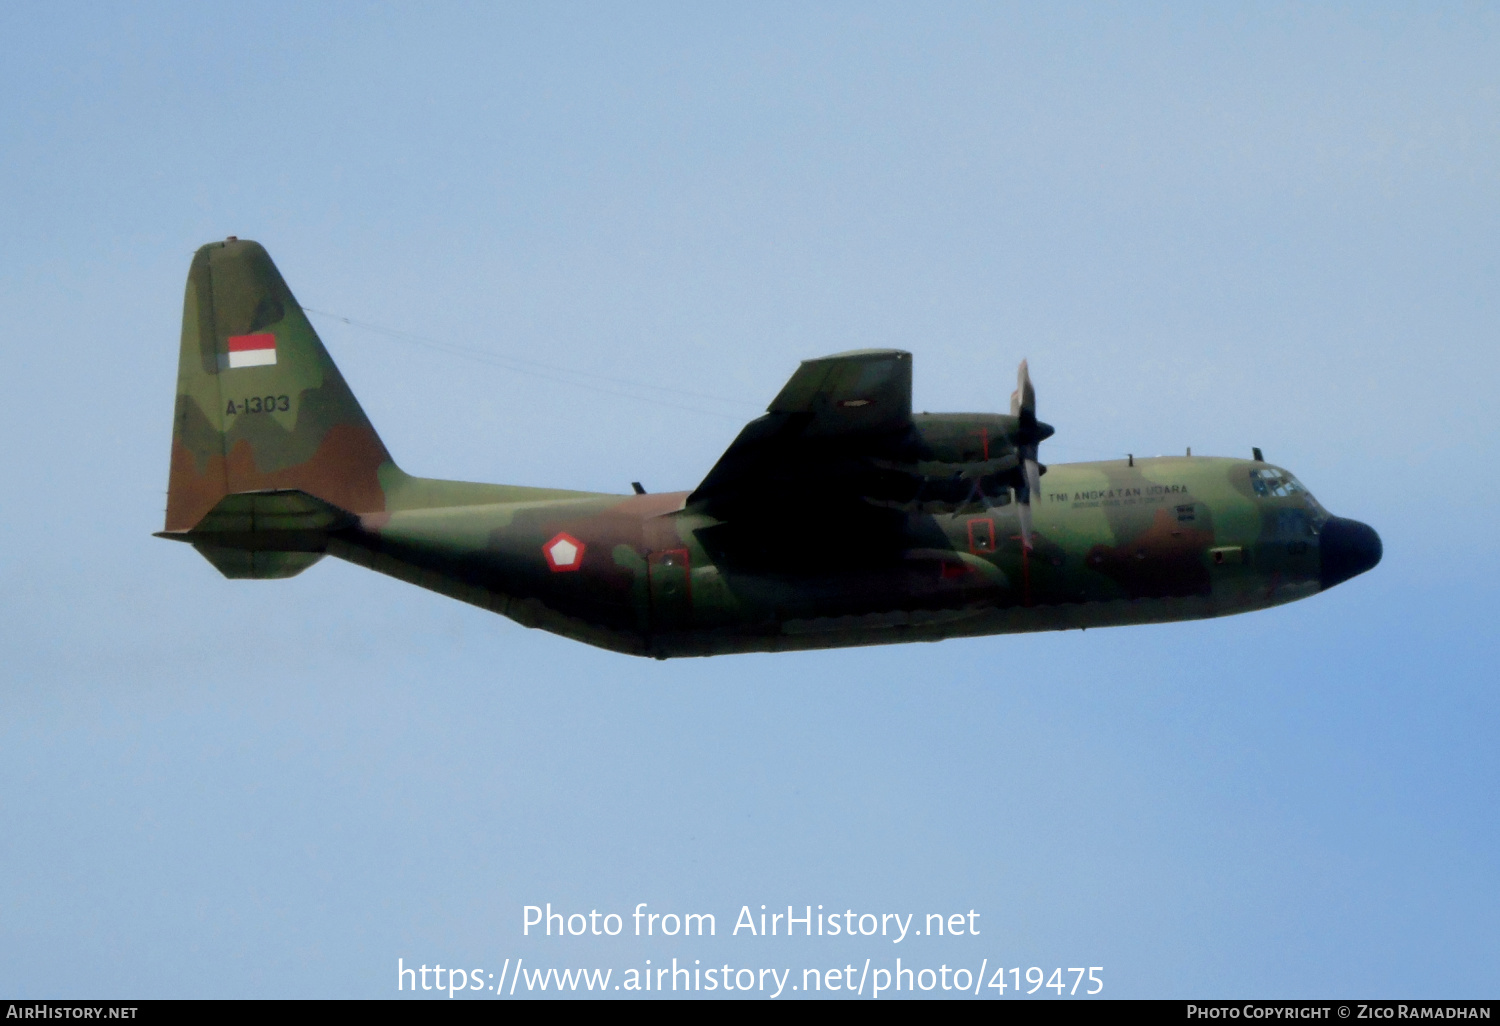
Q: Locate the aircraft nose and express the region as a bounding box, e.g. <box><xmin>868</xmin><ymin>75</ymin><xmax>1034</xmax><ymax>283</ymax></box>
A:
<box><xmin>1319</xmin><ymin>517</ymin><xmax>1382</xmax><ymax>590</ymax></box>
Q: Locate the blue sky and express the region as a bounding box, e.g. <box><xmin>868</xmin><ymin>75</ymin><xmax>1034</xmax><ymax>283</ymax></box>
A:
<box><xmin>1</xmin><ymin>2</ymin><xmax>1496</xmax><ymax>998</ymax></box>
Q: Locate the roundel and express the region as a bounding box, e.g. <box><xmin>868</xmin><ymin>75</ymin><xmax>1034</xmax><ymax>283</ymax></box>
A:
<box><xmin>543</xmin><ymin>531</ymin><xmax>585</xmax><ymax>572</ymax></box>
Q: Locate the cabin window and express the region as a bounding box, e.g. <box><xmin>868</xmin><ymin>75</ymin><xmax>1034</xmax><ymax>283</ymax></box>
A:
<box><xmin>967</xmin><ymin>518</ymin><xmax>996</xmax><ymax>554</ymax></box>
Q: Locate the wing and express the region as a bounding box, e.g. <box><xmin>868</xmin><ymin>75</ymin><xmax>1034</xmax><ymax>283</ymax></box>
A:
<box><xmin>687</xmin><ymin>349</ymin><xmax>914</xmax><ymax>518</ymax></box>
<box><xmin>766</xmin><ymin>347</ymin><xmax>912</xmax><ymax>433</ymax></box>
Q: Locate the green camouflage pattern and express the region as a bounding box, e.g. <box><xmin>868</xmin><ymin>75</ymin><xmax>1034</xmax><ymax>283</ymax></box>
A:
<box><xmin>159</xmin><ymin>240</ymin><xmax>1381</xmax><ymax>658</ymax></box>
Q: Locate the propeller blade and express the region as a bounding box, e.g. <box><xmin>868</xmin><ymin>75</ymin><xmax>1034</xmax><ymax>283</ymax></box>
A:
<box><xmin>1009</xmin><ymin>360</ymin><xmax>1040</xmax><ymax>551</ymax></box>
<box><xmin>1024</xmin><ymin>457</ymin><xmax>1041</xmax><ymax>504</ymax></box>
<box><xmin>1010</xmin><ymin>359</ymin><xmax>1034</xmax><ymax>420</ymax></box>
<box><xmin>1021</xmin><ymin>456</ymin><xmax>1042</xmax><ymax>550</ymax></box>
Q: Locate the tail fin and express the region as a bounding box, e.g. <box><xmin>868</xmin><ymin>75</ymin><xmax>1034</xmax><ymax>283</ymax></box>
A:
<box><xmin>164</xmin><ymin>238</ymin><xmax>397</xmax><ymax>536</ymax></box>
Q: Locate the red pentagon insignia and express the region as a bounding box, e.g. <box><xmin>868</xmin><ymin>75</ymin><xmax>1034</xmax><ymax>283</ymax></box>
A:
<box><xmin>543</xmin><ymin>532</ymin><xmax>585</xmax><ymax>572</ymax></box>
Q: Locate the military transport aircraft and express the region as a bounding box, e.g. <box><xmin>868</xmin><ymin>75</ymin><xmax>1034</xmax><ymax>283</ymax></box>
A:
<box><xmin>159</xmin><ymin>239</ymin><xmax>1381</xmax><ymax>658</ymax></box>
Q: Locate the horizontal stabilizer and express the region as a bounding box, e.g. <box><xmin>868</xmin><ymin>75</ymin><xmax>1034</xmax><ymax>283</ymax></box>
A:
<box><xmin>155</xmin><ymin>489</ymin><xmax>356</xmax><ymax>579</ymax></box>
<box><xmin>189</xmin><ymin>547</ymin><xmax>325</xmax><ymax>580</ymax></box>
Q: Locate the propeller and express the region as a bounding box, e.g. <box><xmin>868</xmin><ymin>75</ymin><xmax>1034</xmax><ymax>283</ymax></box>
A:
<box><xmin>1010</xmin><ymin>360</ymin><xmax>1044</xmax><ymax>551</ymax></box>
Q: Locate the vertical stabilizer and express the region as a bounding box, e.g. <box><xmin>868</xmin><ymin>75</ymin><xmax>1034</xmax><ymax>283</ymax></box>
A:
<box><xmin>164</xmin><ymin>239</ymin><xmax>396</xmax><ymax>532</ymax></box>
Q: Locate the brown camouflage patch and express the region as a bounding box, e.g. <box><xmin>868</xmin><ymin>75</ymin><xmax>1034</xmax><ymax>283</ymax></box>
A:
<box><xmin>1085</xmin><ymin>507</ymin><xmax>1215</xmax><ymax>599</ymax></box>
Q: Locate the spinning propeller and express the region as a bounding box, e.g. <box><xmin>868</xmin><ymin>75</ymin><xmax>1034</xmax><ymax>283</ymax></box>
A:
<box><xmin>1009</xmin><ymin>360</ymin><xmax>1046</xmax><ymax>551</ymax></box>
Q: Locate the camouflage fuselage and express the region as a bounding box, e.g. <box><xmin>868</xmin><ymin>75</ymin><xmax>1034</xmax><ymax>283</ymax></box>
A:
<box><xmin>160</xmin><ymin>239</ymin><xmax>1379</xmax><ymax>657</ymax></box>
<box><xmin>327</xmin><ymin>455</ymin><xmax>1331</xmax><ymax>658</ymax></box>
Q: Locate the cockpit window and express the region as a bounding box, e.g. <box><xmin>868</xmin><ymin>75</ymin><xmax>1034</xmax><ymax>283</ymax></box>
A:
<box><xmin>1250</xmin><ymin>467</ymin><xmax>1306</xmax><ymax>498</ymax></box>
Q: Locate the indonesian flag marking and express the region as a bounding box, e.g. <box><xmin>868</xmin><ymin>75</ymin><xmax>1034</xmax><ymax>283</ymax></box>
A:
<box><xmin>226</xmin><ymin>333</ymin><xmax>277</xmax><ymax>369</ymax></box>
<box><xmin>544</xmin><ymin>532</ymin><xmax>585</xmax><ymax>572</ymax></box>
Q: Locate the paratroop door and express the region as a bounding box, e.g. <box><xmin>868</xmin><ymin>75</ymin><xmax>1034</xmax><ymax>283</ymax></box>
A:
<box><xmin>648</xmin><ymin>548</ymin><xmax>692</xmax><ymax>631</ymax></box>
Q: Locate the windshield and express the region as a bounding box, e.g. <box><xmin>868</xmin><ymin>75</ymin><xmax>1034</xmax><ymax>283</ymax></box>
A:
<box><xmin>1250</xmin><ymin>466</ymin><xmax>1326</xmax><ymax>514</ymax></box>
<box><xmin>1250</xmin><ymin>467</ymin><xmax>1306</xmax><ymax>498</ymax></box>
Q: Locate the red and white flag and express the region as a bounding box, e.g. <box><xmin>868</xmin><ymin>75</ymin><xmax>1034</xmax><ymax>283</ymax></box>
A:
<box><xmin>226</xmin><ymin>333</ymin><xmax>277</xmax><ymax>369</ymax></box>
